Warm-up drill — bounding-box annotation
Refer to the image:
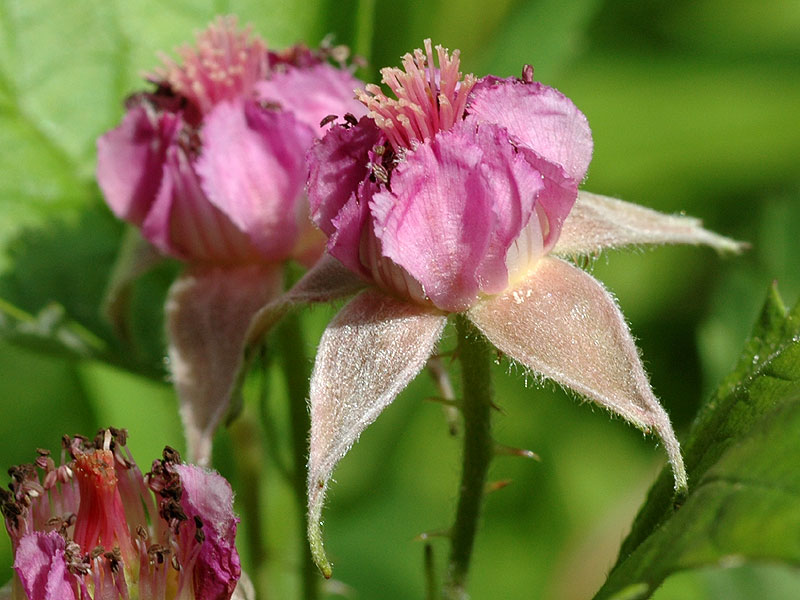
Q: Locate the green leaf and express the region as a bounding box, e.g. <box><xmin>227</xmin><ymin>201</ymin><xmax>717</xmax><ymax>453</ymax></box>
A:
<box><xmin>594</xmin><ymin>284</ymin><xmax>800</xmax><ymax>600</ymax></box>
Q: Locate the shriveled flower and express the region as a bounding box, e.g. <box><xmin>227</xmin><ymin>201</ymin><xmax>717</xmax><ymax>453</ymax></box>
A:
<box><xmin>248</xmin><ymin>39</ymin><xmax>745</xmax><ymax>574</ymax></box>
<box><xmin>96</xmin><ymin>16</ymin><xmax>366</xmax><ymax>464</ymax></box>
<box><xmin>0</xmin><ymin>428</ymin><xmax>241</xmax><ymax>600</ymax></box>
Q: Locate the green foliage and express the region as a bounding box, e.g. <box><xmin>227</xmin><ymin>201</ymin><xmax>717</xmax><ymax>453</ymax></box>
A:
<box><xmin>596</xmin><ymin>285</ymin><xmax>800</xmax><ymax>599</ymax></box>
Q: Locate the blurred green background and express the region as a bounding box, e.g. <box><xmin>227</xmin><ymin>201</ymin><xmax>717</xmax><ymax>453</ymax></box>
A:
<box><xmin>1</xmin><ymin>0</ymin><xmax>799</xmax><ymax>598</ymax></box>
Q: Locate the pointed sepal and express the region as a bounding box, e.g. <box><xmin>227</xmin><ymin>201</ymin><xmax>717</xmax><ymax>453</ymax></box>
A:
<box><xmin>553</xmin><ymin>191</ymin><xmax>747</xmax><ymax>257</ymax></box>
<box><xmin>307</xmin><ymin>290</ymin><xmax>447</xmax><ymax>575</ymax></box>
<box><xmin>468</xmin><ymin>256</ymin><xmax>688</xmax><ymax>491</ymax></box>
<box><xmin>245</xmin><ymin>254</ymin><xmax>367</xmax><ymax>348</ymax></box>
<box><xmin>166</xmin><ymin>264</ymin><xmax>282</xmax><ymax>465</ymax></box>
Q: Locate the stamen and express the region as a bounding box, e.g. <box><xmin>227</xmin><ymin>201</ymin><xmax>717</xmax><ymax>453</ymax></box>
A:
<box><xmin>73</xmin><ymin>449</ymin><xmax>134</xmax><ymax>561</ymax></box>
<box><xmin>356</xmin><ymin>39</ymin><xmax>476</xmax><ymax>149</ymax></box>
<box><xmin>150</xmin><ymin>15</ymin><xmax>269</xmax><ymax>116</ymax></box>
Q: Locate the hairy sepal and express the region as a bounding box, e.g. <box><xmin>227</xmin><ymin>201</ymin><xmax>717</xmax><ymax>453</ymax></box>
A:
<box><xmin>307</xmin><ymin>290</ymin><xmax>447</xmax><ymax>576</ymax></box>
<box><xmin>167</xmin><ymin>264</ymin><xmax>282</xmax><ymax>466</ymax></box>
<box><xmin>553</xmin><ymin>191</ymin><xmax>747</xmax><ymax>257</ymax></box>
<box><xmin>244</xmin><ymin>254</ymin><xmax>367</xmax><ymax>348</ymax></box>
<box><xmin>468</xmin><ymin>256</ymin><xmax>687</xmax><ymax>491</ymax></box>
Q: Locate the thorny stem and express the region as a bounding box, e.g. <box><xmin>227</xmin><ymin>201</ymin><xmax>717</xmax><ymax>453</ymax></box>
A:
<box><xmin>276</xmin><ymin>311</ymin><xmax>320</xmax><ymax>600</ymax></box>
<box><xmin>444</xmin><ymin>316</ymin><xmax>495</xmax><ymax>599</ymax></box>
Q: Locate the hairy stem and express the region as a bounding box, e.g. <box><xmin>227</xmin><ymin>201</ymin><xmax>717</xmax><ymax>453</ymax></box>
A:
<box><xmin>276</xmin><ymin>311</ymin><xmax>319</xmax><ymax>600</ymax></box>
<box><xmin>444</xmin><ymin>316</ymin><xmax>495</xmax><ymax>599</ymax></box>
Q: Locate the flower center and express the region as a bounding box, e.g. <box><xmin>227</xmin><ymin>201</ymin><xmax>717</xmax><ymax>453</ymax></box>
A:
<box><xmin>151</xmin><ymin>15</ymin><xmax>269</xmax><ymax>116</ymax></box>
<box><xmin>356</xmin><ymin>39</ymin><xmax>476</xmax><ymax>150</ymax></box>
<box><xmin>72</xmin><ymin>438</ymin><xmax>132</xmax><ymax>559</ymax></box>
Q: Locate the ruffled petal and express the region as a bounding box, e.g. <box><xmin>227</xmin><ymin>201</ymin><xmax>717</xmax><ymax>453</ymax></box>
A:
<box><xmin>174</xmin><ymin>464</ymin><xmax>241</xmax><ymax>600</ymax></box>
<box><xmin>142</xmin><ymin>144</ymin><xmax>259</xmax><ymax>262</ymax></box>
<box><xmin>467</xmin><ymin>78</ymin><xmax>593</xmax><ymax>182</ymax></box>
<box><xmin>197</xmin><ymin>100</ymin><xmax>314</xmax><ymax>261</ymax></box>
<box><xmin>327</xmin><ymin>179</ymin><xmax>375</xmax><ymax>276</ymax></box>
<box><xmin>255</xmin><ymin>63</ymin><xmax>366</xmax><ymax>135</ymax></box>
<box><xmin>96</xmin><ymin>102</ymin><xmax>180</xmax><ymax>225</ymax></box>
<box><xmin>553</xmin><ymin>191</ymin><xmax>748</xmax><ymax>256</ymax></box>
<box><xmin>473</xmin><ymin>125</ymin><xmax>543</xmax><ymax>293</ymax></box>
<box><xmin>518</xmin><ymin>147</ymin><xmax>580</xmax><ymax>252</ymax></box>
<box><xmin>166</xmin><ymin>264</ymin><xmax>283</xmax><ymax>465</ymax></box>
<box><xmin>307</xmin><ymin>118</ymin><xmax>382</xmax><ymax>237</ymax></box>
<box><xmin>371</xmin><ymin>122</ymin><xmax>539</xmax><ymax>311</ymax></box>
<box><xmin>468</xmin><ymin>256</ymin><xmax>687</xmax><ymax>491</ymax></box>
<box><xmin>307</xmin><ymin>290</ymin><xmax>447</xmax><ymax>576</ymax></box>
<box><xmin>14</xmin><ymin>532</ymin><xmax>76</xmax><ymax>600</ymax></box>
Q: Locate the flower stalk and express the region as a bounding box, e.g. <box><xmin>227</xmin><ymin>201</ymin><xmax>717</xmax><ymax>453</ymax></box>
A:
<box><xmin>444</xmin><ymin>316</ymin><xmax>495</xmax><ymax>599</ymax></box>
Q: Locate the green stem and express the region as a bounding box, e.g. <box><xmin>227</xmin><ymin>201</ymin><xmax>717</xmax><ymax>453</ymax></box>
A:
<box><xmin>425</xmin><ymin>543</ymin><xmax>438</xmax><ymax>600</ymax></box>
<box><xmin>444</xmin><ymin>316</ymin><xmax>495</xmax><ymax>600</ymax></box>
<box><xmin>276</xmin><ymin>311</ymin><xmax>319</xmax><ymax>600</ymax></box>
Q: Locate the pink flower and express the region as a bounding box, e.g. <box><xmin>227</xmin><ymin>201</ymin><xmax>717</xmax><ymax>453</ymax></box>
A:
<box><xmin>253</xmin><ymin>40</ymin><xmax>745</xmax><ymax>574</ymax></box>
<box><xmin>96</xmin><ymin>17</ymin><xmax>366</xmax><ymax>465</ymax></box>
<box><xmin>97</xmin><ymin>17</ymin><xmax>362</xmax><ymax>266</ymax></box>
<box><xmin>0</xmin><ymin>429</ymin><xmax>242</xmax><ymax>600</ymax></box>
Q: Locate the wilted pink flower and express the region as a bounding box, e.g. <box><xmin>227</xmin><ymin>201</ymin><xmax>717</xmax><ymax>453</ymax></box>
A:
<box><xmin>96</xmin><ymin>16</ymin><xmax>366</xmax><ymax>464</ymax></box>
<box><xmin>252</xmin><ymin>40</ymin><xmax>745</xmax><ymax>574</ymax></box>
<box><xmin>0</xmin><ymin>429</ymin><xmax>242</xmax><ymax>600</ymax></box>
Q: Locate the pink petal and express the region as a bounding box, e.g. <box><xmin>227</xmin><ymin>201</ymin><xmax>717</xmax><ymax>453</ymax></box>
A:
<box><xmin>307</xmin><ymin>290</ymin><xmax>447</xmax><ymax>575</ymax></box>
<box><xmin>517</xmin><ymin>147</ymin><xmax>580</xmax><ymax>252</ymax></box>
<box><xmin>197</xmin><ymin>100</ymin><xmax>314</xmax><ymax>261</ymax></box>
<box><xmin>553</xmin><ymin>191</ymin><xmax>748</xmax><ymax>256</ymax></box>
<box><xmin>96</xmin><ymin>103</ymin><xmax>180</xmax><ymax>225</ymax></box>
<box><xmin>307</xmin><ymin>118</ymin><xmax>382</xmax><ymax>237</ymax></box>
<box><xmin>14</xmin><ymin>532</ymin><xmax>76</xmax><ymax>600</ymax></box>
<box><xmin>326</xmin><ymin>179</ymin><xmax>375</xmax><ymax>277</ymax></box>
<box><xmin>467</xmin><ymin>77</ymin><xmax>593</xmax><ymax>182</ymax></box>
<box><xmin>473</xmin><ymin>126</ymin><xmax>543</xmax><ymax>292</ymax></box>
<box><xmin>468</xmin><ymin>256</ymin><xmax>687</xmax><ymax>491</ymax></box>
<box><xmin>166</xmin><ymin>264</ymin><xmax>283</xmax><ymax>465</ymax></box>
<box><xmin>142</xmin><ymin>145</ymin><xmax>260</xmax><ymax>262</ymax></box>
<box><xmin>371</xmin><ymin>123</ymin><xmax>540</xmax><ymax>311</ymax></box>
<box><xmin>174</xmin><ymin>464</ymin><xmax>241</xmax><ymax>599</ymax></box>
<box><xmin>255</xmin><ymin>63</ymin><xmax>366</xmax><ymax>136</ymax></box>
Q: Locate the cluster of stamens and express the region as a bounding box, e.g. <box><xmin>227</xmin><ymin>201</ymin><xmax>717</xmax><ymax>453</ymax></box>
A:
<box><xmin>1</xmin><ymin>429</ymin><xmax>209</xmax><ymax>599</ymax></box>
<box><xmin>356</xmin><ymin>39</ymin><xmax>476</xmax><ymax>150</ymax></box>
<box><xmin>150</xmin><ymin>15</ymin><xmax>269</xmax><ymax>115</ymax></box>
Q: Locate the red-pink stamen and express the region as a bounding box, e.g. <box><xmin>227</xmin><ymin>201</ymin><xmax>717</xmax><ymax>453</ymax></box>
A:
<box><xmin>151</xmin><ymin>15</ymin><xmax>269</xmax><ymax>115</ymax></box>
<box><xmin>72</xmin><ymin>435</ymin><xmax>133</xmax><ymax>560</ymax></box>
<box><xmin>356</xmin><ymin>39</ymin><xmax>476</xmax><ymax>150</ymax></box>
